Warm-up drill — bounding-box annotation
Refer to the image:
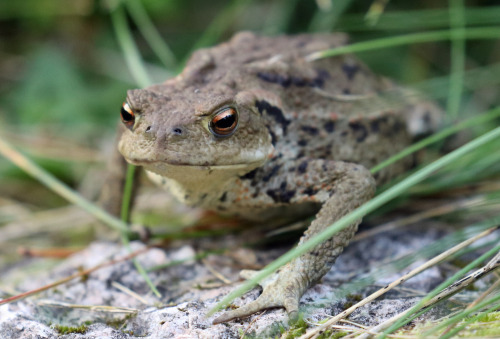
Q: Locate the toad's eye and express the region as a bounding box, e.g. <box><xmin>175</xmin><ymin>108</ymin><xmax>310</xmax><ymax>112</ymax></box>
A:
<box><xmin>209</xmin><ymin>107</ymin><xmax>238</xmax><ymax>137</ymax></box>
<box><xmin>120</xmin><ymin>102</ymin><xmax>135</xmax><ymax>129</ymax></box>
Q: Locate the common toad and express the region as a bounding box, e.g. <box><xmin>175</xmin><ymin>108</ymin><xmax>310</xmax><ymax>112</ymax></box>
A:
<box><xmin>116</xmin><ymin>32</ymin><xmax>439</xmax><ymax>324</ymax></box>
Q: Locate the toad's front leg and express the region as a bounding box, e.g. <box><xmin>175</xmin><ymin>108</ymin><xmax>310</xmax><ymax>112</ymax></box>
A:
<box><xmin>212</xmin><ymin>159</ymin><xmax>375</xmax><ymax>324</ymax></box>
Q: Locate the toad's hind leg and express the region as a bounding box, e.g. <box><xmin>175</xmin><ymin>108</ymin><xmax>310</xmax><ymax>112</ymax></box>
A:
<box><xmin>212</xmin><ymin>159</ymin><xmax>375</xmax><ymax>324</ymax></box>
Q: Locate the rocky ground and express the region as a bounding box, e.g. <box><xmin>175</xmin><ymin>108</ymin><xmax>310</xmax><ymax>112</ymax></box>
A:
<box><xmin>0</xmin><ymin>217</ymin><xmax>489</xmax><ymax>339</ymax></box>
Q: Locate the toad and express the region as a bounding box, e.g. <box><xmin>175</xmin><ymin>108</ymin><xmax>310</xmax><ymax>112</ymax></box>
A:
<box><xmin>115</xmin><ymin>32</ymin><xmax>439</xmax><ymax>323</ymax></box>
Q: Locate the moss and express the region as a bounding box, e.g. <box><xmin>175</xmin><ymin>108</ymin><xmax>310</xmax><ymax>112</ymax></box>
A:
<box><xmin>282</xmin><ymin>315</ymin><xmax>308</xmax><ymax>338</ymax></box>
<box><xmin>397</xmin><ymin>311</ymin><xmax>500</xmax><ymax>338</ymax></box>
<box><xmin>458</xmin><ymin>311</ymin><xmax>500</xmax><ymax>337</ymax></box>
<box><xmin>53</xmin><ymin>324</ymin><xmax>88</xmax><ymax>335</ymax></box>
<box><xmin>341</xmin><ymin>294</ymin><xmax>363</xmax><ymax>311</ymax></box>
<box><xmin>106</xmin><ymin>314</ymin><xmax>135</xmax><ymax>329</ymax></box>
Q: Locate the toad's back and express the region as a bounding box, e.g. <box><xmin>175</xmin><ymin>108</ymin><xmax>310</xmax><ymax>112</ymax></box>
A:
<box><xmin>171</xmin><ymin>32</ymin><xmax>424</xmax><ymax>184</ymax></box>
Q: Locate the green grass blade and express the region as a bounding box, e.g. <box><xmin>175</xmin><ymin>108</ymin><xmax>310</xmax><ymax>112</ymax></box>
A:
<box><xmin>110</xmin><ymin>3</ymin><xmax>151</xmax><ymax>88</ymax></box>
<box><xmin>124</xmin><ymin>0</ymin><xmax>177</xmax><ymax>69</ymax></box>
<box><xmin>439</xmin><ymin>299</ymin><xmax>500</xmax><ymax>339</ymax></box>
<box><xmin>308</xmin><ymin>0</ymin><xmax>352</xmax><ymax>32</ymax></box>
<box><xmin>381</xmin><ymin>243</ymin><xmax>500</xmax><ymax>338</ymax></box>
<box><xmin>208</xmin><ymin>124</ymin><xmax>500</xmax><ymax>316</ymax></box>
<box><xmin>364</xmin><ymin>0</ymin><xmax>390</xmax><ymax>26</ymax></box>
<box><xmin>371</xmin><ymin>106</ymin><xmax>500</xmax><ymax>174</ymax></box>
<box><xmin>262</xmin><ymin>0</ymin><xmax>300</xmax><ymax>34</ymax></box>
<box><xmin>110</xmin><ymin>1</ymin><xmax>160</xmax><ymax>297</ymax></box>
<box><xmin>447</xmin><ymin>0</ymin><xmax>466</xmax><ymax>119</ymax></box>
<box><xmin>307</xmin><ymin>27</ymin><xmax>500</xmax><ymax>61</ymax></box>
<box><xmin>0</xmin><ymin>136</ymin><xmax>131</xmax><ymax>235</ymax></box>
<box><xmin>120</xmin><ymin>164</ymin><xmax>136</xmax><ymax>222</ymax></box>
<box><xmin>189</xmin><ymin>0</ymin><xmax>252</xmax><ymax>52</ymax></box>
<box><xmin>336</xmin><ymin>7</ymin><xmax>500</xmax><ymax>31</ymax></box>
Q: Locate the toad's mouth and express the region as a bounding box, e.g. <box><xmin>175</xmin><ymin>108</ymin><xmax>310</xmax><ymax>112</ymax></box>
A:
<box><xmin>125</xmin><ymin>156</ymin><xmax>262</xmax><ymax>170</ymax></box>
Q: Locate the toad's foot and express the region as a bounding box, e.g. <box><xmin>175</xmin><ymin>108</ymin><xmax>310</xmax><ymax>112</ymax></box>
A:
<box><xmin>212</xmin><ymin>268</ymin><xmax>307</xmax><ymax>324</ymax></box>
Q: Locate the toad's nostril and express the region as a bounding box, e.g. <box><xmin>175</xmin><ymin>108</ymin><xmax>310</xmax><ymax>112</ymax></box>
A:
<box><xmin>145</xmin><ymin>126</ymin><xmax>152</xmax><ymax>132</ymax></box>
<box><xmin>172</xmin><ymin>127</ymin><xmax>183</xmax><ymax>135</ymax></box>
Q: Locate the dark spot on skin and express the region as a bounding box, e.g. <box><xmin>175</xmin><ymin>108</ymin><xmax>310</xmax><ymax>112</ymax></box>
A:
<box><xmin>341</xmin><ymin>131</ymin><xmax>348</xmax><ymax>137</ymax></box>
<box><xmin>256</xmin><ymin>100</ymin><xmax>290</xmax><ymax>134</ymax></box>
<box><xmin>256</xmin><ymin>69</ymin><xmax>330</xmax><ymax>89</ymax></box>
<box><xmin>342</xmin><ymin>64</ymin><xmax>359</xmax><ymax>80</ymax></box>
<box><xmin>291</xmin><ymin>76</ymin><xmax>307</xmax><ymax>87</ymax></box>
<box><xmin>298</xmin><ymin>139</ymin><xmax>308</xmax><ymax>147</ymax></box>
<box><xmin>301</xmin><ymin>125</ymin><xmax>319</xmax><ymax>135</ymax></box>
<box><xmin>266</xmin><ymin>183</ymin><xmax>296</xmax><ymax>203</ymax></box>
<box><xmin>219</xmin><ymin>192</ymin><xmax>227</xmax><ymax>202</ymax></box>
<box><xmin>263</xmin><ymin>164</ymin><xmax>281</xmax><ymax>182</ymax></box>
<box><xmin>321</xmin><ymin>146</ymin><xmax>332</xmax><ymax>157</ymax></box>
<box><xmin>343</xmin><ymin>88</ymin><xmax>351</xmax><ymax>94</ymax></box>
<box><xmin>349</xmin><ymin>122</ymin><xmax>368</xmax><ymax>142</ymax></box>
<box><xmin>200</xmin><ymin>194</ymin><xmax>207</xmax><ymax>201</ymax></box>
<box><xmin>288</xmin><ymin>167</ymin><xmax>296</xmax><ymax>172</ymax></box>
<box><xmin>257</xmin><ymin>72</ymin><xmax>291</xmax><ymax>87</ymax></box>
<box><xmin>266</xmin><ymin>126</ymin><xmax>277</xmax><ymax>146</ymax></box>
<box><xmin>239</xmin><ymin>169</ymin><xmax>259</xmax><ymax>187</ymax></box>
<box><xmin>393</xmin><ymin>120</ymin><xmax>404</xmax><ymax>132</ymax></box>
<box><xmin>303</xmin><ymin>186</ymin><xmax>319</xmax><ymax>196</ymax></box>
<box><xmin>184</xmin><ymin>194</ymin><xmax>189</xmax><ymax>200</ymax></box>
<box><xmin>324</xmin><ymin>121</ymin><xmax>335</xmax><ymax>133</ymax></box>
<box><xmin>297</xmin><ymin>161</ymin><xmax>308</xmax><ymax>174</ymax></box>
<box><xmin>371</xmin><ymin>116</ymin><xmax>388</xmax><ymax>134</ymax></box>
<box><xmin>322</xmin><ymin>163</ymin><xmax>328</xmax><ymax>172</ymax></box>
<box><xmin>312</xmin><ymin>69</ymin><xmax>330</xmax><ymax>88</ymax></box>
<box><xmin>240</xmin><ymin>169</ymin><xmax>257</xmax><ymax>180</ymax></box>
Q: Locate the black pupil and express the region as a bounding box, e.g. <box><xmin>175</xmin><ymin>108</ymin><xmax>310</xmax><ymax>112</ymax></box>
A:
<box><xmin>121</xmin><ymin>107</ymin><xmax>134</xmax><ymax>122</ymax></box>
<box><xmin>216</xmin><ymin>113</ymin><xmax>235</xmax><ymax>129</ymax></box>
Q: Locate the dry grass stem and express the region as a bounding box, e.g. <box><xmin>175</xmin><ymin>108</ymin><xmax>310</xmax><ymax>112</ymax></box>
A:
<box><xmin>202</xmin><ymin>258</ymin><xmax>232</xmax><ymax>284</ymax></box>
<box><xmin>37</xmin><ymin>299</ymin><xmax>138</xmax><ymax>313</ymax></box>
<box><xmin>240</xmin><ymin>310</ymin><xmax>267</xmax><ymax>339</ymax></box>
<box><xmin>421</xmin><ymin>250</ymin><xmax>500</xmax><ymax>308</ymax></box>
<box><xmin>354</xmin><ymin>197</ymin><xmax>483</xmax><ymax>241</ymax></box>
<box><xmin>17</xmin><ymin>246</ymin><xmax>82</xmax><ymax>259</ymax></box>
<box><xmin>111</xmin><ymin>281</ymin><xmax>150</xmax><ymax>305</ymax></box>
<box><xmin>299</xmin><ymin>227</ymin><xmax>497</xmax><ymax>339</ymax></box>
<box><xmin>0</xmin><ymin>206</ymin><xmax>93</xmax><ymax>244</ymax></box>
<box><xmin>0</xmin><ymin>246</ymin><xmax>152</xmax><ymax>306</ymax></box>
<box><xmin>2</xmin><ymin>130</ymin><xmax>101</xmax><ymax>162</ymax></box>
<box><xmin>357</xmin><ymin>250</ymin><xmax>500</xmax><ymax>339</ymax></box>
<box><xmin>440</xmin><ymin>273</ymin><xmax>500</xmax><ymax>335</ymax></box>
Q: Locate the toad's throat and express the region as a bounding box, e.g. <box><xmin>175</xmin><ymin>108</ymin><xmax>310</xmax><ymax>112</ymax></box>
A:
<box><xmin>125</xmin><ymin>156</ymin><xmax>267</xmax><ymax>176</ymax></box>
